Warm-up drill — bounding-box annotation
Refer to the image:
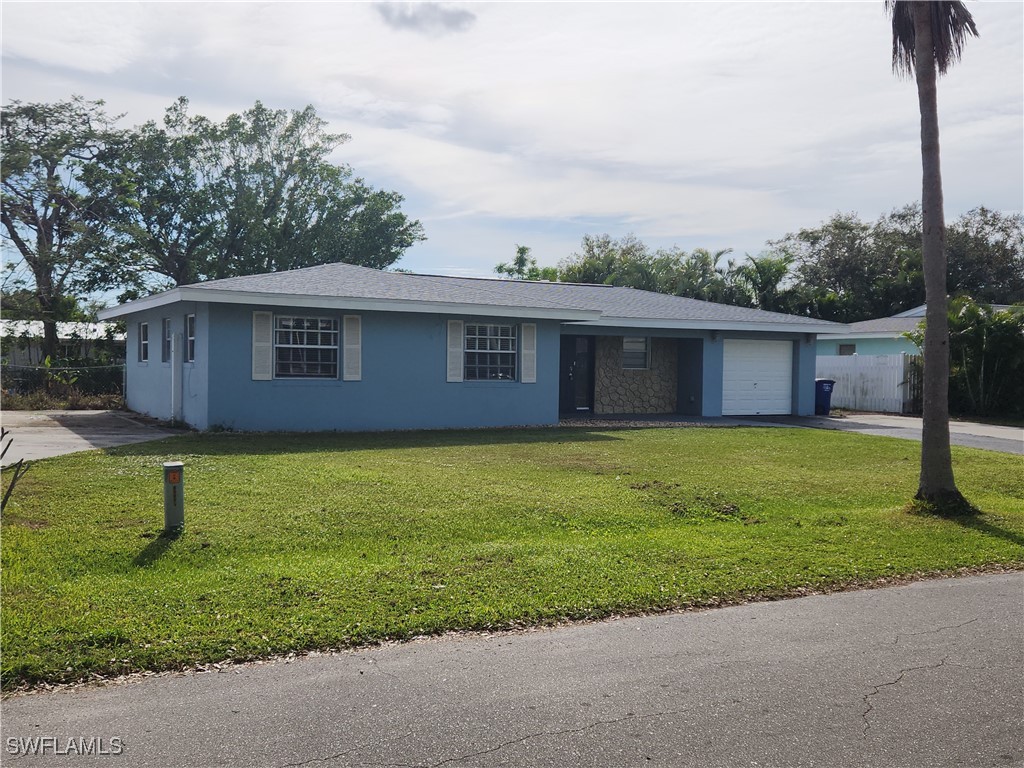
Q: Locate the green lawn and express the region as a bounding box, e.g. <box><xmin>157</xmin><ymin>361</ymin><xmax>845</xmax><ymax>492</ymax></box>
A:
<box><xmin>2</xmin><ymin>426</ymin><xmax>1022</xmax><ymax>688</ymax></box>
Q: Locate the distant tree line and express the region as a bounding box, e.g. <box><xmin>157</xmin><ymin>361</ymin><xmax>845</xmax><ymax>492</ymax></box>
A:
<box><xmin>1</xmin><ymin>96</ymin><xmax>425</xmax><ymax>359</ymax></box>
<box><xmin>499</xmin><ymin>205</ymin><xmax>1023</xmax><ymax>324</ymax></box>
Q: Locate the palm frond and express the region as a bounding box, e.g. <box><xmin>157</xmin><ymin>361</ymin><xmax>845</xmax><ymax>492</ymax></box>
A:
<box><xmin>932</xmin><ymin>1</ymin><xmax>979</xmax><ymax>74</ymax></box>
<box><xmin>887</xmin><ymin>0</ymin><xmax>917</xmax><ymax>78</ymax></box>
<box><xmin>886</xmin><ymin>1</ymin><xmax>979</xmax><ymax>78</ymax></box>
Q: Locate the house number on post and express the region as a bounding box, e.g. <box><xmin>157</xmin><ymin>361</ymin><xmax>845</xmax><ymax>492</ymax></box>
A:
<box><xmin>163</xmin><ymin>461</ymin><xmax>185</xmax><ymax>533</ymax></box>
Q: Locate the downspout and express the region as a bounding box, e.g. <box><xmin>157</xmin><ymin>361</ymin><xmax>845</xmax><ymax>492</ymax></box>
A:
<box><xmin>170</xmin><ymin>331</ymin><xmax>184</xmax><ymax>425</ymax></box>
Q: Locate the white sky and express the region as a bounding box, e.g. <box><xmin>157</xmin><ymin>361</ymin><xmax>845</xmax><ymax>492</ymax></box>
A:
<box><xmin>2</xmin><ymin>1</ymin><xmax>1021</xmax><ymax>277</ymax></box>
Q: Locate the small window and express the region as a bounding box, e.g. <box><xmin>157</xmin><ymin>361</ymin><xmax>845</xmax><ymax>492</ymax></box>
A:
<box><xmin>839</xmin><ymin>344</ymin><xmax>856</xmax><ymax>356</ymax></box>
<box><xmin>185</xmin><ymin>314</ymin><xmax>196</xmax><ymax>363</ymax></box>
<box><xmin>138</xmin><ymin>322</ymin><xmax>149</xmax><ymax>362</ymax></box>
<box><xmin>274</xmin><ymin>316</ymin><xmax>338</xmax><ymax>378</ymax></box>
<box><xmin>464</xmin><ymin>324</ymin><xmax>517</xmax><ymax>380</ymax></box>
<box><xmin>622</xmin><ymin>337</ymin><xmax>650</xmax><ymax>369</ymax></box>
<box><xmin>161</xmin><ymin>318</ymin><xmax>172</xmax><ymax>362</ymax></box>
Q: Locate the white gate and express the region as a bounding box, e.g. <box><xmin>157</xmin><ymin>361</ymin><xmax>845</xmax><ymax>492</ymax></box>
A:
<box><xmin>814</xmin><ymin>354</ymin><xmax>921</xmax><ymax>414</ymax></box>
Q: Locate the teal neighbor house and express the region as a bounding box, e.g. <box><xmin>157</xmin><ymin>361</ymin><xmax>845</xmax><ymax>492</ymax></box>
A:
<box><xmin>98</xmin><ymin>263</ymin><xmax>845</xmax><ymax>431</ymax></box>
<box><xmin>815</xmin><ymin>305</ymin><xmax>926</xmax><ymax>357</ymax></box>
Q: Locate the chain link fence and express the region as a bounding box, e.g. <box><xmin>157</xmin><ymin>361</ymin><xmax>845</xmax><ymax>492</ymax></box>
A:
<box><xmin>1</xmin><ymin>363</ymin><xmax>125</xmax><ymax>396</ymax></box>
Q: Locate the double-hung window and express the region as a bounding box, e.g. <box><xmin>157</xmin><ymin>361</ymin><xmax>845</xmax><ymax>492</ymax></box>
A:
<box><xmin>274</xmin><ymin>316</ymin><xmax>338</xmax><ymax>378</ymax></box>
<box><xmin>622</xmin><ymin>337</ymin><xmax>650</xmax><ymax>369</ymax></box>
<box><xmin>185</xmin><ymin>314</ymin><xmax>196</xmax><ymax>362</ymax></box>
<box><xmin>138</xmin><ymin>322</ymin><xmax>149</xmax><ymax>362</ymax></box>
<box><xmin>161</xmin><ymin>318</ymin><xmax>172</xmax><ymax>362</ymax></box>
<box><xmin>464</xmin><ymin>324</ymin><xmax>517</xmax><ymax>380</ymax></box>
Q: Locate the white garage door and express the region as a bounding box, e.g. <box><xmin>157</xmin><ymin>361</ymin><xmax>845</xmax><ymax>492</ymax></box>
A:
<box><xmin>722</xmin><ymin>339</ymin><xmax>793</xmax><ymax>416</ymax></box>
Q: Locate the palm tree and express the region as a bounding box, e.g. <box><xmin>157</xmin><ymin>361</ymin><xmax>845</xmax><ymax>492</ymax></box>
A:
<box><xmin>734</xmin><ymin>254</ymin><xmax>794</xmax><ymax>313</ymax></box>
<box><xmin>887</xmin><ymin>1</ymin><xmax>978</xmax><ymax>512</ymax></box>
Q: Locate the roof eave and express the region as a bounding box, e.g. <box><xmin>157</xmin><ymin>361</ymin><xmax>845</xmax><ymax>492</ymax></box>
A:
<box><xmin>817</xmin><ymin>331</ymin><xmax>915</xmax><ymax>340</ymax></box>
<box><xmin>565</xmin><ymin>317</ymin><xmax>848</xmax><ymax>335</ymax></box>
<box><xmin>97</xmin><ymin>288</ymin><xmax>185</xmax><ymax>319</ymax></box>
<box><xmin>97</xmin><ymin>287</ymin><xmax>600</xmax><ymax>322</ymax></box>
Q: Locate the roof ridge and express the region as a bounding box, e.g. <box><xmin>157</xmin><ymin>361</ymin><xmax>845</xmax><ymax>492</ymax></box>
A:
<box><xmin>407</xmin><ymin>272</ymin><xmax>582</xmax><ymax>310</ymax></box>
<box><xmin>405</xmin><ymin>271</ymin><xmax>617</xmax><ymax>289</ymax></box>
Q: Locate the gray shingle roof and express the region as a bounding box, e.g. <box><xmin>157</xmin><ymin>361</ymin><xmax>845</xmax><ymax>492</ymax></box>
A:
<box><xmin>188</xmin><ymin>262</ymin><xmax>840</xmax><ymax>329</ymax></box>
<box><xmin>188</xmin><ymin>262</ymin><xmax>576</xmax><ymax>311</ymax></box>
<box><xmin>826</xmin><ymin>303</ymin><xmax>1021</xmax><ymax>336</ymax></box>
<box><xmin>844</xmin><ymin>317</ymin><xmax>922</xmax><ymax>334</ymax></box>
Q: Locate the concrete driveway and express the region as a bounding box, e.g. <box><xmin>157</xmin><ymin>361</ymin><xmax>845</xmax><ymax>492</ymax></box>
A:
<box><xmin>3</xmin><ymin>572</ymin><xmax>1021</xmax><ymax>767</ymax></box>
<box><xmin>750</xmin><ymin>413</ymin><xmax>1023</xmax><ymax>455</ymax></box>
<box><xmin>0</xmin><ymin>410</ymin><xmax>177</xmax><ymax>466</ymax></box>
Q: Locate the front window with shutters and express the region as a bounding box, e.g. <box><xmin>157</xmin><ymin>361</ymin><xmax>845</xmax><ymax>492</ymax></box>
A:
<box><xmin>464</xmin><ymin>324</ymin><xmax>517</xmax><ymax>380</ymax></box>
<box><xmin>274</xmin><ymin>316</ymin><xmax>338</xmax><ymax>378</ymax></box>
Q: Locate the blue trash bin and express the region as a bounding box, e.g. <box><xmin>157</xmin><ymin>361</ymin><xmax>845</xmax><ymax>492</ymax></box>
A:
<box><xmin>815</xmin><ymin>379</ymin><xmax>835</xmax><ymax>416</ymax></box>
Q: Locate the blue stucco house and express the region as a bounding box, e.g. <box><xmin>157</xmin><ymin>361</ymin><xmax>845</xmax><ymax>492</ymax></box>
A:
<box><xmin>98</xmin><ymin>263</ymin><xmax>845</xmax><ymax>431</ymax></box>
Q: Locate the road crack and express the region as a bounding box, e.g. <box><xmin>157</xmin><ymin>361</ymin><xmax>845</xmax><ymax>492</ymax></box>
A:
<box><xmin>421</xmin><ymin>709</ymin><xmax>682</xmax><ymax>767</ymax></box>
<box><xmin>894</xmin><ymin>617</ymin><xmax>979</xmax><ymax>645</ymax></box>
<box><xmin>276</xmin><ymin>730</ymin><xmax>413</xmax><ymax>768</ymax></box>
<box><xmin>861</xmin><ymin>657</ymin><xmax>950</xmax><ymax>738</ymax></box>
<box><xmin>367</xmin><ymin>709</ymin><xmax>683</xmax><ymax>768</ymax></box>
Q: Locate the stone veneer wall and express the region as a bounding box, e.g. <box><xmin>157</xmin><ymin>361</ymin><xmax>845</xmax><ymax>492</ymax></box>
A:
<box><xmin>593</xmin><ymin>336</ymin><xmax>678</xmax><ymax>414</ymax></box>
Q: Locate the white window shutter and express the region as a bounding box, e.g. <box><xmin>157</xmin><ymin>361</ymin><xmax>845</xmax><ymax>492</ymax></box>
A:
<box><xmin>447</xmin><ymin>319</ymin><xmax>464</xmax><ymax>382</ymax></box>
<box><xmin>252</xmin><ymin>311</ymin><xmax>273</xmax><ymax>381</ymax></box>
<box><xmin>343</xmin><ymin>315</ymin><xmax>362</xmax><ymax>381</ymax></box>
<box><xmin>521</xmin><ymin>323</ymin><xmax>537</xmax><ymax>383</ymax></box>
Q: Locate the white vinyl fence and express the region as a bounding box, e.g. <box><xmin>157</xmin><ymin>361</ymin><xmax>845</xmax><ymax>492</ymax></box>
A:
<box><xmin>815</xmin><ymin>353</ymin><xmax>922</xmax><ymax>414</ymax></box>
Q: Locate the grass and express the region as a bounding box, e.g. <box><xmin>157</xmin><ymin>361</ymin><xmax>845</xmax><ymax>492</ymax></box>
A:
<box><xmin>2</xmin><ymin>426</ymin><xmax>1022</xmax><ymax>689</ymax></box>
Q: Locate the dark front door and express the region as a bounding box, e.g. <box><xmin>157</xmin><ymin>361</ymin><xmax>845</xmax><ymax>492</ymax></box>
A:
<box><xmin>559</xmin><ymin>335</ymin><xmax>594</xmax><ymax>413</ymax></box>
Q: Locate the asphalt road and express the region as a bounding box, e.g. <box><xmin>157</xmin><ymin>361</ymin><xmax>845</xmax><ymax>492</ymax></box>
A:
<box><xmin>747</xmin><ymin>413</ymin><xmax>1023</xmax><ymax>455</ymax></box>
<box><xmin>3</xmin><ymin>573</ymin><xmax>1021</xmax><ymax>768</ymax></box>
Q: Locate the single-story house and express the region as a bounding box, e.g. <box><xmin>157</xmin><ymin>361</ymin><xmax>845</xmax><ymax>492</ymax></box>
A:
<box><xmin>97</xmin><ymin>263</ymin><xmax>846</xmax><ymax>431</ymax></box>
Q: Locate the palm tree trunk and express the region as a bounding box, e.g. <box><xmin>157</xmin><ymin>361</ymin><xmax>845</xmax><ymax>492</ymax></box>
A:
<box><xmin>912</xmin><ymin>2</ymin><xmax>963</xmax><ymax>506</ymax></box>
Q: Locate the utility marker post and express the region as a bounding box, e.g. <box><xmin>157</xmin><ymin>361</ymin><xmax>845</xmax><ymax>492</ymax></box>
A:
<box><xmin>163</xmin><ymin>461</ymin><xmax>184</xmax><ymax>533</ymax></box>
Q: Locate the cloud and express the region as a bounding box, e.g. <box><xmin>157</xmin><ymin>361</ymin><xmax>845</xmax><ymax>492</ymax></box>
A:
<box><xmin>1</xmin><ymin>0</ymin><xmax>1019</xmax><ymax>280</ymax></box>
<box><xmin>374</xmin><ymin>2</ymin><xmax>475</xmax><ymax>37</ymax></box>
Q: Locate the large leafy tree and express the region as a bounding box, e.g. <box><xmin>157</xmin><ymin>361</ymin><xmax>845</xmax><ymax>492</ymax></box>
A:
<box><xmin>947</xmin><ymin>207</ymin><xmax>1024</xmax><ymax>305</ymax></box>
<box><xmin>888</xmin><ymin>0</ymin><xmax>978</xmax><ymax>512</ymax></box>
<box><xmin>90</xmin><ymin>98</ymin><xmax>221</xmax><ymax>291</ymax></box>
<box><xmin>1</xmin><ymin>97</ymin><xmax>122</xmax><ymax>359</ymax></box>
<box><xmin>767</xmin><ymin>213</ymin><xmax>887</xmax><ymax>322</ymax></box>
<box><xmin>767</xmin><ymin>205</ymin><xmax>1020</xmax><ymax>321</ymax></box>
<box><xmin>100</xmin><ymin>99</ymin><xmax>425</xmax><ymax>290</ymax></box>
